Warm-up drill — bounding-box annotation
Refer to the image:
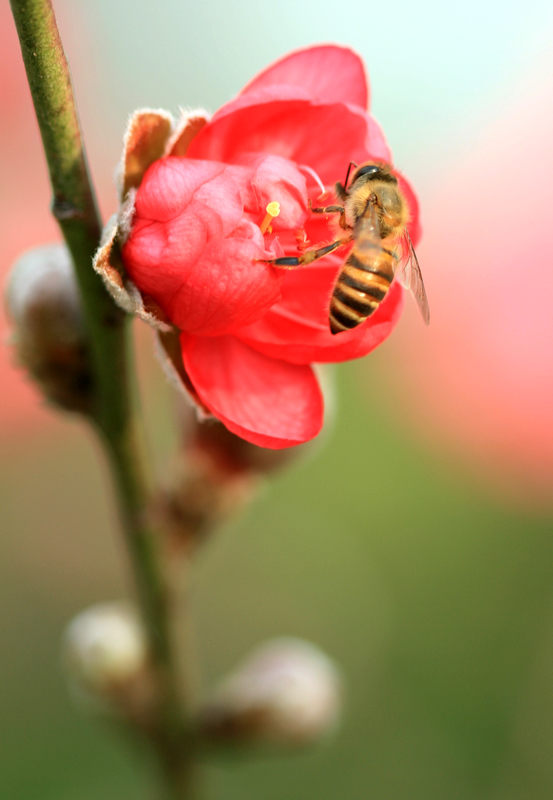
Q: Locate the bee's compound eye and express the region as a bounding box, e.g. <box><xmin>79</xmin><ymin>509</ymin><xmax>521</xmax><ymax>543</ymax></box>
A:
<box><xmin>352</xmin><ymin>164</ymin><xmax>397</xmax><ymax>185</ymax></box>
<box><xmin>355</xmin><ymin>165</ymin><xmax>381</xmax><ymax>180</ymax></box>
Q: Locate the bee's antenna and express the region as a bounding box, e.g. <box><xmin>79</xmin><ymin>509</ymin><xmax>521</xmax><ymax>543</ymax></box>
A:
<box><xmin>343</xmin><ymin>161</ymin><xmax>358</xmax><ymax>190</ymax></box>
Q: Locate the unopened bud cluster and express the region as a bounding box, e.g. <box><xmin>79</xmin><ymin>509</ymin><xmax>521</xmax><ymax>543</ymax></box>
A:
<box><xmin>154</xmin><ymin>399</ymin><xmax>313</xmax><ymax>551</ymax></box>
<box><xmin>197</xmin><ymin>638</ymin><xmax>342</xmax><ymax>747</ymax></box>
<box><xmin>5</xmin><ymin>243</ymin><xmax>93</xmax><ymax>413</ymax></box>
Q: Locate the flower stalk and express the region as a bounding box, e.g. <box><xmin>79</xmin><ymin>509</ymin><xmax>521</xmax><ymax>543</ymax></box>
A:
<box><xmin>9</xmin><ymin>0</ymin><xmax>192</xmax><ymax>794</ymax></box>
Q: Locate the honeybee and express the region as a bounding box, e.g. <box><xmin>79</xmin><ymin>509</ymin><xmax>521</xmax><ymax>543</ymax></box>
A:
<box><xmin>264</xmin><ymin>161</ymin><xmax>429</xmax><ymax>334</ymax></box>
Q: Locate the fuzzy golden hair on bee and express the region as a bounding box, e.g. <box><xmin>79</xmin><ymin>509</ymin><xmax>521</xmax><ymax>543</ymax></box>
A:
<box><xmin>339</xmin><ymin>161</ymin><xmax>410</xmax><ymax>239</ymax></box>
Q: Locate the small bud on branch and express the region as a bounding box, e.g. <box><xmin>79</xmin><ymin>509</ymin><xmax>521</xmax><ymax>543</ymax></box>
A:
<box><xmin>61</xmin><ymin>602</ymin><xmax>158</xmax><ymax>724</ymax></box>
<box><xmin>197</xmin><ymin>639</ymin><xmax>342</xmax><ymax>748</ymax></box>
<box><xmin>6</xmin><ymin>243</ymin><xmax>94</xmax><ymax>413</ymax></box>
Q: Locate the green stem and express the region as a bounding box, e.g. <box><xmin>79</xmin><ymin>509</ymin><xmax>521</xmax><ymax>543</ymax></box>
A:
<box><xmin>10</xmin><ymin>0</ymin><xmax>192</xmax><ymax>794</ymax></box>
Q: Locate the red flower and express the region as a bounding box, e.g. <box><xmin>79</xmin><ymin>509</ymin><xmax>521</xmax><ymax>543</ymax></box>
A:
<box><xmin>111</xmin><ymin>46</ymin><xmax>420</xmax><ymax>449</ymax></box>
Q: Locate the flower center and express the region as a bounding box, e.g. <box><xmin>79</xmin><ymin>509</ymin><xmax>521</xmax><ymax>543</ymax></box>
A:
<box><xmin>259</xmin><ymin>202</ymin><xmax>281</xmax><ymax>234</ymax></box>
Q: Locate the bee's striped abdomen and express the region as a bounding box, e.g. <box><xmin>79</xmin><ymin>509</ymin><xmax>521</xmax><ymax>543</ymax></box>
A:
<box><xmin>329</xmin><ymin>244</ymin><xmax>395</xmax><ymax>335</ymax></box>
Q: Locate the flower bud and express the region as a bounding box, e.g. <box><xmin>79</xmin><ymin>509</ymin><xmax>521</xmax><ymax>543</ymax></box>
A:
<box><xmin>197</xmin><ymin>638</ymin><xmax>342</xmax><ymax>747</ymax></box>
<box><xmin>5</xmin><ymin>243</ymin><xmax>93</xmax><ymax>413</ymax></box>
<box><xmin>61</xmin><ymin>602</ymin><xmax>153</xmax><ymax>716</ymax></box>
<box><xmin>152</xmin><ymin>441</ymin><xmax>257</xmax><ymax>553</ymax></box>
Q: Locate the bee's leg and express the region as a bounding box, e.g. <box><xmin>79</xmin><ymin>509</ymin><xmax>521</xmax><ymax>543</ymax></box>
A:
<box><xmin>260</xmin><ymin>238</ymin><xmax>348</xmax><ymax>269</ymax></box>
<box><xmin>309</xmin><ymin>202</ymin><xmax>345</xmax><ymax>214</ymax></box>
<box><xmin>335</xmin><ymin>181</ymin><xmax>348</xmax><ymax>202</ymax></box>
<box><xmin>308</xmin><ymin>199</ymin><xmax>348</xmax><ymax>230</ymax></box>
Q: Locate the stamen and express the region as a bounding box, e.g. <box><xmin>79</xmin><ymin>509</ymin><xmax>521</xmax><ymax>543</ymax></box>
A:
<box><xmin>260</xmin><ymin>201</ymin><xmax>281</xmax><ymax>234</ymax></box>
<box><xmin>295</xmin><ymin>228</ymin><xmax>310</xmax><ymax>252</ymax></box>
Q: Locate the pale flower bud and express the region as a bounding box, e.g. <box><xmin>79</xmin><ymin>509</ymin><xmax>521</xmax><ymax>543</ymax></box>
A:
<box><xmin>198</xmin><ymin>638</ymin><xmax>342</xmax><ymax>747</ymax></box>
<box><xmin>5</xmin><ymin>243</ymin><xmax>93</xmax><ymax>412</ymax></box>
<box><xmin>61</xmin><ymin>602</ymin><xmax>151</xmax><ymax>714</ymax></box>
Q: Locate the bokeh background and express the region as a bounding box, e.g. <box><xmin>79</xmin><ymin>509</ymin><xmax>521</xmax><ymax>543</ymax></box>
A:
<box><xmin>2</xmin><ymin>1</ymin><xmax>553</xmax><ymax>798</ymax></box>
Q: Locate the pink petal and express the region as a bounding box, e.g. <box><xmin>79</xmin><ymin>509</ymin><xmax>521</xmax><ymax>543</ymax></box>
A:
<box><xmin>181</xmin><ymin>334</ymin><xmax>324</xmax><ymax>448</ymax></box>
<box><xmin>123</xmin><ymin>157</ymin><xmax>286</xmax><ymax>334</ymax></box>
<box><xmin>170</xmin><ymin>232</ymin><xmax>285</xmax><ymax>335</ymax></box>
<box><xmin>234</xmin><ymin>264</ymin><xmax>405</xmax><ymax>364</ymax></box>
<box><xmin>187</xmin><ymin>92</ymin><xmax>390</xmax><ymax>188</ymax></box>
<box><xmin>236</xmin><ymin>153</ymin><xmax>308</xmax><ymax>230</ymax></box>
<box><xmin>134</xmin><ymin>157</ymin><xmax>244</xmax><ymax>228</ymax></box>
<box><xmin>239</xmin><ymin>44</ymin><xmax>369</xmax><ymax>109</ymax></box>
<box><xmin>125</xmin><ymin>215</ymin><xmax>283</xmax><ymax>335</ymax></box>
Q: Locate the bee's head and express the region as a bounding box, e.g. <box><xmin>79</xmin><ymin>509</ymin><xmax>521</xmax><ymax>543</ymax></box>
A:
<box><xmin>346</xmin><ymin>163</ymin><xmax>404</xmax><ymax>237</ymax></box>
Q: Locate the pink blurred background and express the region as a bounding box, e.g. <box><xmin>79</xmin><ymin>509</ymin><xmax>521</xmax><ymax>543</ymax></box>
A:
<box><xmin>1</xmin><ymin>2</ymin><xmax>119</xmax><ymax>435</ymax></box>
<box><xmin>1</xmin><ymin>1</ymin><xmax>59</xmax><ymax>430</ymax></box>
<box><xmin>387</xmin><ymin>51</ymin><xmax>553</xmax><ymax>506</ymax></box>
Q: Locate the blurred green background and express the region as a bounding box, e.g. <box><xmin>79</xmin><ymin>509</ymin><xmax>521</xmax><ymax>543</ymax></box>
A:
<box><xmin>2</xmin><ymin>0</ymin><xmax>553</xmax><ymax>798</ymax></box>
<box><xmin>3</xmin><ymin>352</ymin><xmax>553</xmax><ymax>800</ymax></box>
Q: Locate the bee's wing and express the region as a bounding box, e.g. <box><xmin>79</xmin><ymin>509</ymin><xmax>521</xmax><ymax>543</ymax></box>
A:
<box><xmin>394</xmin><ymin>230</ymin><xmax>430</xmax><ymax>325</ymax></box>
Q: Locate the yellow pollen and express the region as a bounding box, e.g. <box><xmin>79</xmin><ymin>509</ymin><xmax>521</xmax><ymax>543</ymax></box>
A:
<box><xmin>260</xmin><ymin>201</ymin><xmax>281</xmax><ymax>234</ymax></box>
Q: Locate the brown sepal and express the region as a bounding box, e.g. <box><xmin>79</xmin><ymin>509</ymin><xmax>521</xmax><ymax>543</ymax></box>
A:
<box><xmin>164</xmin><ymin>109</ymin><xmax>209</xmax><ymax>157</ymax></box>
<box><xmin>155</xmin><ymin>329</ymin><xmax>211</xmax><ymax>416</ymax></box>
<box><xmin>118</xmin><ymin>109</ymin><xmax>174</xmax><ymax>200</ymax></box>
<box><xmin>187</xmin><ymin>416</ymin><xmax>305</xmax><ymax>476</ymax></box>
